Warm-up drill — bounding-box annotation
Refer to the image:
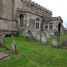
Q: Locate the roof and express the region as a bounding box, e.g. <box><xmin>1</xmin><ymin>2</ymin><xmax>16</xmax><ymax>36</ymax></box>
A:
<box><xmin>22</xmin><ymin>0</ymin><xmax>52</xmax><ymax>14</ymax></box>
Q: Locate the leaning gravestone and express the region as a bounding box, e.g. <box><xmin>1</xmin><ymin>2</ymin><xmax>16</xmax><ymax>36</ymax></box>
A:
<box><xmin>52</xmin><ymin>31</ymin><xmax>60</xmax><ymax>47</ymax></box>
<box><xmin>0</xmin><ymin>32</ymin><xmax>4</xmax><ymax>47</ymax></box>
<box><xmin>12</xmin><ymin>40</ymin><xmax>17</xmax><ymax>55</ymax></box>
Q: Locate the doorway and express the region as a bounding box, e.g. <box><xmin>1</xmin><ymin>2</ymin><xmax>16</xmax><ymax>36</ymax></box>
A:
<box><xmin>19</xmin><ymin>14</ymin><xmax>24</xmax><ymax>27</ymax></box>
<box><xmin>58</xmin><ymin>23</ymin><xmax>61</xmax><ymax>35</ymax></box>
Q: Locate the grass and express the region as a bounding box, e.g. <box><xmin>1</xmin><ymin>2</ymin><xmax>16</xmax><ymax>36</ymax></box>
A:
<box><xmin>0</xmin><ymin>35</ymin><xmax>67</xmax><ymax>67</ymax></box>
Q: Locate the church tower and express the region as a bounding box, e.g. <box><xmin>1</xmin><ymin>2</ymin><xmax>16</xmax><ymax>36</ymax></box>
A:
<box><xmin>0</xmin><ymin>0</ymin><xmax>16</xmax><ymax>30</ymax></box>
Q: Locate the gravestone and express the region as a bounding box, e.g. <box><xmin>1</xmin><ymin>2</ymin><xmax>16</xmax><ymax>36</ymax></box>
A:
<box><xmin>37</xmin><ymin>34</ymin><xmax>40</xmax><ymax>41</ymax></box>
<box><xmin>0</xmin><ymin>32</ymin><xmax>4</xmax><ymax>47</ymax></box>
<box><xmin>0</xmin><ymin>52</ymin><xmax>8</xmax><ymax>60</ymax></box>
<box><xmin>46</xmin><ymin>32</ymin><xmax>50</xmax><ymax>38</ymax></box>
<box><xmin>52</xmin><ymin>31</ymin><xmax>60</xmax><ymax>47</ymax></box>
<box><xmin>12</xmin><ymin>40</ymin><xmax>17</xmax><ymax>55</ymax></box>
<box><xmin>52</xmin><ymin>36</ymin><xmax>58</xmax><ymax>47</ymax></box>
<box><xmin>27</xmin><ymin>30</ymin><xmax>35</xmax><ymax>41</ymax></box>
<box><xmin>41</xmin><ymin>33</ymin><xmax>47</xmax><ymax>44</ymax></box>
<box><xmin>63</xmin><ymin>38</ymin><xmax>67</xmax><ymax>46</ymax></box>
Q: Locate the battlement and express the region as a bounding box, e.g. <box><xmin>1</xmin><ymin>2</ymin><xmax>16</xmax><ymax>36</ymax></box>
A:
<box><xmin>22</xmin><ymin>0</ymin><xmax>52</xmax><ymax>15</ymax></box>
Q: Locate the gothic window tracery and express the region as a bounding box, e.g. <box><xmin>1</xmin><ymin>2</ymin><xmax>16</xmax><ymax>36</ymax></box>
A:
<box><xmin>36</xmin><ymin>18</ymin><xmax>40</xmax><ymax>29</ymax></box>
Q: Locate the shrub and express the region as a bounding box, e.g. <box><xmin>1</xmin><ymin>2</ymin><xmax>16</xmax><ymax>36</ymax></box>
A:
<box><xmin>46</xmin><ymin>37</ymin><xmax>52</xmax><ymax>45</ymax></box>
<box><xmin>34</xmin><ymin>36</ymin><xmax>37</xmax><ymax>41</ymax></box>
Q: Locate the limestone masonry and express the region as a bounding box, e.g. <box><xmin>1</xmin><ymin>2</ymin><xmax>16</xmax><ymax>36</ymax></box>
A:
<box><xmin>0</xmin><ymin>0</ymin><xmax>64</xmax><ymax>37</ymax></box>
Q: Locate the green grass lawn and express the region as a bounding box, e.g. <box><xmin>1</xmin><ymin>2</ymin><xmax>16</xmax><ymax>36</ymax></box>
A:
<box><xmin>0</xmin><ymin>36</ymin><xmax>67</xmax><ymax>67</ymax></box>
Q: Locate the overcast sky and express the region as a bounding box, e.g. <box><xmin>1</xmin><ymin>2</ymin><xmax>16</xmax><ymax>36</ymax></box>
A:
<box><xmin>32</xmin><ymin>0</ymin><xmax>67</xmax><ymax>27</ymax></box>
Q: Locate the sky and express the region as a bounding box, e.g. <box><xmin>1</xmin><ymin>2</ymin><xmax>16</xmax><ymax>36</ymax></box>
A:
<box><xmin>32</xmin><ymin>0</ymin><xmax>67</xmax><ymax>27</ymax></box>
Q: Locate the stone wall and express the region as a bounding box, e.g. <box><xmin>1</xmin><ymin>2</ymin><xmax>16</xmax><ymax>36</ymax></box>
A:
<box><xmin>2</xmin><ymin>0</ymin><xmax>12</xmax><ymax>19</ymax></box>
<box><xmin>0</xmin><ymin>0</ymin><xmax>63</xmax><ymax>36</ymax></box>
<box><xmin>44</xmin><ymin>17</ymin><xmax>63</xmax><ymax>35</ymax></box>
<box><xmin>0</xmin><ymin>19</ymin><xmax>12</xmax><ymax>31</ymax></box>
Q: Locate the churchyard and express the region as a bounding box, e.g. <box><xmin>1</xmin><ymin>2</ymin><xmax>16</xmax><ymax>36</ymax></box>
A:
<box><xmin>0</xmin><ymin>32</ymin><xmax>67</xmax><ymax>67</ymax></box>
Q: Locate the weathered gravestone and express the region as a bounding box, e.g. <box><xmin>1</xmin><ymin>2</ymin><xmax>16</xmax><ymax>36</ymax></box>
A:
<box><xmin>12</xmin><ymin>40</ymin><xmax>17</xmax><ymax>55</ymax></box>
<box><xmin>52</xmin><ymin>31</ymin><xmax>60</xmax><ymax>47</ymax></box>
<box><xmin>46</xmin><ymin>32</ymin><xmax>50</xmax><ymax>38</ymax></box>
<box><xmin>37</xmin><ymin>34</ymin><xmax>40</xmax><ymax>41</ymax></box>
<box><xmin>61</xmin><ymin>38</ymin><xmax>67</xmax><ymax>49</ymax></box>
<box><xmin>63</xmin><ymin>38</ymin><xmax>67</xmax><ymax>46</ymax></box>
<box><xmin>0</xmin><ymin>32</ymin><xmax>4</xmax><ymax>47</ymax></box>
<box><xmin>26</xmin><ymin>30</ymin><xmax>35</xmax><ymax>41</ymax></box>
<box><xmin>41</xmin><ymin>32</ymin><xmax>47</xmax><ymax>44</ymax></box>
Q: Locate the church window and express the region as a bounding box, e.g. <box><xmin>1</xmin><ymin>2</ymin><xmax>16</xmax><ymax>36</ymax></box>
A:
<box><xmin>45</xmin><ymin>24</ymin><xmax>48</xmax><ymax>31</ymax></box>
<box><xmin>36</xmin><ymin>18</ymin><xmax>40</xmax><ymax>29</ymax></box>
<box><xmin>36</xmin><ymin>22</ymin><xmax>39</xmax><ymax>29</ymax></box>
<box><xmin>49</xmin><ymin>23</ymin><xmax>52</xmax><ymax>30</ymax></box>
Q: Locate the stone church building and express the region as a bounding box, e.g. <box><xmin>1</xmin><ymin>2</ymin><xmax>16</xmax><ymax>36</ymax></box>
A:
<box><xmin>0</xmin><ymin>0</ymin><xmax>63</xmax><ymax>37</ymax></box>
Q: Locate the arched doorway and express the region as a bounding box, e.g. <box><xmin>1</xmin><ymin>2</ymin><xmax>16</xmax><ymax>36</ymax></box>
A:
<box><xmin>58</xmin><ymin>23</ymin><xmax>61</xmax><ymax>35</ymax></box>
<box><xmin>36</xmin><ymin>18</ymin><xmax>40</xmax><ymax>29</ymax></box>
<box><xmin>19</xmin><ymin>14</ymin><xmax>24</xmax><ymax>27</ymax></box>
<box><xmin>0</xmin><ymin>0</ymin><xmax>3</xmax><ymax>17</ymax></box>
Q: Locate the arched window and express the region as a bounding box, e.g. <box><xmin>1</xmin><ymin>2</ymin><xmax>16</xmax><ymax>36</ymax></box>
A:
<box><xmin>45</xmin><ymin>24</ymin><xmax>48</xmax><ymax>31</ymax></box>
<box><xmin>36</xmin><ymin>18</ymin><xmax>40</xmax><ymax>29</ymax></box>
<box><xmin>19</xmin><ymin>14</ymin><xmax>24</xmax><ymax>27</ymax></box>
<box><xmin>49</xmin><ymin>23</ymin><xmax>53</xmax><ymax>30</ymax></box>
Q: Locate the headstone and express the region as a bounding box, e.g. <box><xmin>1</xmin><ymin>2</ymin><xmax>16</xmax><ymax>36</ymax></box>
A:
<box><xmin>63</xmin><ymin>38</ymin><xmax>67</xmax><ymax>45</ymax></box>
<box><xmin>41</xmin><ymin>32</ymin><xmax>47</xmax><ymax>44</ymax></box>
<box><xmin>27</xmin><ymin>30</ymin><xmax>35</xmax><ymax>41</ymax></box>
<box><xmin>46</xmin><ymin>32</ymin><xmax>50</xmax><ymax>38</ymax></box>
<box><xmin>12</xmin><ymin>40</ymin><xmax>17</xmax><ymax>55</ymax></box>
<box><xmin>0</xmin><ymin>32</ymin><xmax>4</xmax><ymax>47</ymax></box>
<box><xmin>37</xmin><ymin>34</ymin><xmax>40</xmax><ymax>41</ymax></box>
<box><xmin>0</xmin><ymin>52</ymin><xmax>8</xmax><ymax>60</ymax></box>
<box><xmin>52</xmin><ymin>36</ymin><xmax>58</xmax><ymax>47</ymax></box>
<box><xmin>52</xmin><ymin>31</ymin><xmax>60</xmax><ymax>47</ymax></box>
<box><xmin>41</xmin><ymin>35</ymin><xmax>47</xmax><ymax>44</ymax></box>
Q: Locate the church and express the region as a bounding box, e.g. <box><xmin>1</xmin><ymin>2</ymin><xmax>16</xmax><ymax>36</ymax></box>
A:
<box><xmin>0</xmin><ymin>0</ymin><xmax>63</xmax><ymax>37</ymax></box>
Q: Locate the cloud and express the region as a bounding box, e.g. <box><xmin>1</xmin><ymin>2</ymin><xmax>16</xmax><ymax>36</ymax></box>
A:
<box><xmin>32</xmin><ymin>0</ymin><xmax>67</xmax><ymax>27</ymax></box>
